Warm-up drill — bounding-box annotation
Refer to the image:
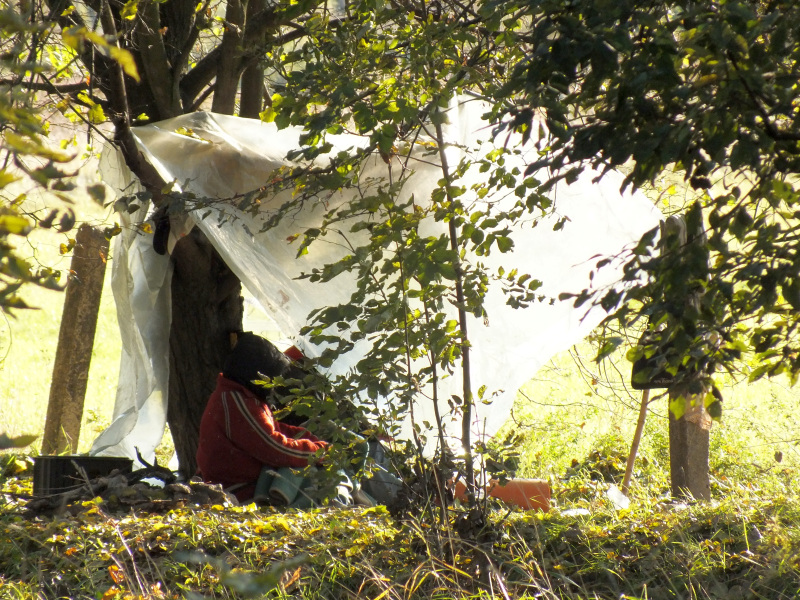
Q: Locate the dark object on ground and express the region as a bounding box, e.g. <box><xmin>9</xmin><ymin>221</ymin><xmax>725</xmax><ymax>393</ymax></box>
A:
<box><xmin>361</xmin><ymin>440</ymin><xmax>403</xmax><ymax>505</ymax></box>
<box><xmin>131</xmin><ymin>447</ymin><xmax>178</xmax><ymax>486</ymax></box>
<box><xmin>24</xmin><ymin>471</ymin><xmax>238</xmax><ymax>517</ymax></box>
<box><xmin>33</xmin><ymin>456</ymin><xmax>133</xmax><ymax>496</ymax></box>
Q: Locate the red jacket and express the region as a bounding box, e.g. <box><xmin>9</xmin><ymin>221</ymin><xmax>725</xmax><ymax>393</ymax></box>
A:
<box><xmin>196</xmin><ymin>374</ymin><xmax>327</xmax><ymax>500</ymax></box>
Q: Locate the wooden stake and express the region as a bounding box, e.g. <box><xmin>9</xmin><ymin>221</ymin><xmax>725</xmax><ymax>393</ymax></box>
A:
<box><xmin>622</xmin><ymin>389</ymin><xmax>650</xmax><ymax>497</ymax></box>
<box><xmin>42</xmin><ymin>225</ymin><xmax>109</xmax><ymax>455</ymax></box>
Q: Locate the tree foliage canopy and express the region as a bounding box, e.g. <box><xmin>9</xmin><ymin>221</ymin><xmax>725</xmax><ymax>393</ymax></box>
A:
<box><xmin>0</xmin><ymin>8</ymin><xmax>75</xmax><ymax>312</ymax></box>
<box><xmin>250</xmin><ymin>0</ymin><xmax>800</xmax><ymax>443</ymax></box>
<box><xmin>490</xmin><ymin>0</ymin><xmax>800</xmax><ymax>389</ymax></box>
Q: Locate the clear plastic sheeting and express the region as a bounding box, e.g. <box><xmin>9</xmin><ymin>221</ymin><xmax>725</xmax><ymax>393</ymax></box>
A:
<box><xmin>91</xmin><ymin>97</ymin><xmax>662</xmax><ymax>462</ymax></box>
<box><xmin>90</xmin><ymin>149</ymin><xmax>172</xmax><ymax>464</ymax></box>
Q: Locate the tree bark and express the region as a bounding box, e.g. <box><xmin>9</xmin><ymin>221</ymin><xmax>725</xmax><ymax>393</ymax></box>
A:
<box><xmin>42</xmin><ymin>225</ymin><xmax>110</xmax><ymax>454</ymax></box>
<box><xmin>179</xmin><ymin>5</ymin><xmax>283</xmax><ymax>107</ymax></box>
<box><xmin>238</xmin><ymin>0</ymin><xmax>267</xmax><ymax>118</ymax></box>
<box><xmin>239</xmin><ymin>61</ymin><xmax>265</xmax><ymax>118</ymax></box>
<box><xmin>134</xmin><ymin>0</ymin><xmax>182</xmax><ymax>120</ymax></box>
<box><xmin>668</xmin><ymin>392</ymin><xmax>711</xmax><ymax>501</ymax></box>
<box><xmin>211</xmin><ymin>0</ymin><xmax>247</xmax><ymax>114</ymax></box>
<box><xmin>167</xmin><ymin>227</ymin><xmax>244</xmax><ymax>477</ymax></box>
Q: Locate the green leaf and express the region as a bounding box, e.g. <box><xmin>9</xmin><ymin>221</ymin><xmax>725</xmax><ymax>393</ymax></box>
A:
<box><xmin>707</xmin><ymin>399</ymin><xmax>722</xmax><ymax>420</ymax></box>
<box><xmin>57</xmin><ymin>210</ymin><xmax>76</xmax><ymax>233</ymax></box>
<box><xmin>108</xmin><ymin>46</ymin><xmax>140</xmax><ymax>82</ymax></box>
<box><xmin>260</xmin><ymin>107</ymin><xmax>277</xmax><ymax>123</ymax></box>
<box><xmin>437</xmin><ymin>262</ymin><xmax>457</xmax><ymax>280</ymax></box>
<box><xmin>87</xmin><ymin>184</ymin><xmax>107</xmax><ymax>205</ymax></box>
<box><xmin>88</xmin><ymin>102</ymin><xmax>106</xmax><ymax>123</ymax></box>
<box><xmin>0</xmin><ymin>214</ymin><xmax>32</xmax><ymax>235</ymax></box>
<box><xmin>496</xmin><ymin>236</ymin><xmax>514</xmax><ymax>253</ymax></box>
<box><xmin>595</xmin><ymin>337</ymin><xmax>623</xmax><ymax>362</ymax></box>
<box><xmin>0</xmin><ymin>432</ymin><xmax>38</xmax><ymax>449</ymax></box>
<box><xmin>61</xmin><ymin>26</ymin><xmax>85</xmax><ymax>51</ymax></box>
<box><xmin>669</xmin><ymin>395</ymin><xmax>687</xmax><ymax>420</ymax></box>
<box><xmin>0</xmin><ymin>169</ymin><xmax>19</xmax><ymax>189</ymax></box>
<box><xmin>120</xmin><ymin>0</ymin><xmax>140</xmax><ymax>19</ymax></box>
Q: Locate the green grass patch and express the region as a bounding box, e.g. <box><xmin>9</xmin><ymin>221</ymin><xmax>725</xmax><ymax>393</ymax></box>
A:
<box><xmin>2</xmin><ymin>459</ymin><xmax>800</xmax><ymax>599</ymax></box>
<box><xmin>0</xmin><ymin>189</ymin><xmax>122</xmax><ymax>454</ymax></box>
<box><xmin>509</xmin><ymin>345</ymin><xmax>800</xmax><ymax>491</ymax></box>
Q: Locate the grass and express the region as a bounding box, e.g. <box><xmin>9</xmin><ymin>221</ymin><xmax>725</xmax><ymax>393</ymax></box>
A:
<box><xmin>2</xmin><ymin>453</ymin><xmax>800</xmax><ymax>599</ymax></box>
<box><xmin>509</xmin><ymin>345</ymin><xmax>800</xmax><ymax>490</ymax></box>
<box><xmin>0</xmin><ymin>182</ymin><xmax>122</xmax><ymax>453</ymax></box>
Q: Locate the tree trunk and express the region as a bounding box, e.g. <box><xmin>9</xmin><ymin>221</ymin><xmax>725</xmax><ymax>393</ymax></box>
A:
<box><xmin>239</xmin><ymin>62</ymin><xmax>265</xmax><ymax>118</ymax></box>
<box><xmin>167</xmin><ymin>227</ymin><xmax>243</xmax><ymax>478</ymax></box>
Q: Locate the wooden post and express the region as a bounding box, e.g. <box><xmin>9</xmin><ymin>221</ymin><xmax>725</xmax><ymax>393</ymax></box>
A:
<box><xmin>631</xmin><ymin>211</ymin><xmax>713</xmax><ymax>500</ymax></box>
<box><xmin>662</xmin><ymin>213</ymin><xmax>712</xmax><ymax>501</ymax></box>
<box><xmin>668</xmin><ymin>391</ymin><xmax>711</xmax><ymax>500</ymax></box>
<box><xmin>621</xmin><ymin>389</ymin><xmax>650</xmax><ymax>497</ymax></box>
<box><xmin>42</xmin><ymin>224</ymin><xmax>110</xmax><ymax>455</ymax></box>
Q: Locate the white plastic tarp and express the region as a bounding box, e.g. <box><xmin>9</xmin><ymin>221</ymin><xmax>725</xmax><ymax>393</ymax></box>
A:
<box><xmin>91</xmin><ymin>97</ymin><xmax>662</xmax><ymax>462</ymax></box>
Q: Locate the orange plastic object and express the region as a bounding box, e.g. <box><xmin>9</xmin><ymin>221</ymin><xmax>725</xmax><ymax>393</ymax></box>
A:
<box><xmin>454</xmin><ymin>478</ymin><xmax>550</xmax><ymax>512</ymax></box>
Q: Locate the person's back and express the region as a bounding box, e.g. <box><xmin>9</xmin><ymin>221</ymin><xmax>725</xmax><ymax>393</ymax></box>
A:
<box><xmin>196</xmin><ymin>371</ymin><xmax>327</xmax><ymax>501</ymax></box>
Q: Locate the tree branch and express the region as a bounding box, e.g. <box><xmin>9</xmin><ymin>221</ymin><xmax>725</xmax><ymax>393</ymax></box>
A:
<box><xmin>38</xmin><ymin>74</ymin><xmax>116</xmax><ymax>146</ymax></box>
<box><xmin>239</xmin><ymin>0</ymin><xmax>268</xmax><ymax>118</ymax></box>
<box><xmin>100</xmin><ymin>0</ymin><xmax>166</xmax><ymax>195</ymax></box>
<box><xmin>134</xmin><ymin>0</ymin><xmax>181</xmax><ymax>119</ymax></box>
<box><xmin>728</xmin><ymin>52</ymin><xmax>800</xmax><ymax>143</ymax></box>
<box><xmin>0</xmin><ymin>79</ymin><xmax>89</xmax><ymax>95</ymax></box>
<box><xmin>211</xmin><ymin>0</ymin><xmax>246</xmax><ymax>114</ymax></box>
<box><xmin>180</xmin><ymin>7</ymin><xmax>291</xmax><ymax>109</ymax></box>
<box><xmin>431</xmin><ymin>107</ymin><xmax>475</xmax><ymax>491</ymax></box>
<box><xmin>175</xmin><ymin>1</ymin><xmax>207</xmax><ymax>111</ymax></box>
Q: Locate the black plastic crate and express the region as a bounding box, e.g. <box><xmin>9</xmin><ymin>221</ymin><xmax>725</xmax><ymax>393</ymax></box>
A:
<box><xmin>33</xmin><ymin>456</ymin><xmax>133</xmax><ymax>496</ymax></box>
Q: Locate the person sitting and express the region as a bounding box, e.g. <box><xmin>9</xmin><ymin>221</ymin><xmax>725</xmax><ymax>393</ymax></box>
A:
<box><xmin>197</xmin><ymin>332</ymin><xmax>403</xmax><ymax>507</ymax></box>
<box><xmin>195</xmin><ymin>333</ymin><xmax>329</xmax><ymax>502</ymax></box>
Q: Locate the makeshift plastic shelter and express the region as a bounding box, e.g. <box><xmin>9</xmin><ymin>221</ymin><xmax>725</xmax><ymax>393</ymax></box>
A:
<box><xmin>90</xmin><ymin>97</ymin><xmax>662</xmax><ymax>463</ymax></box>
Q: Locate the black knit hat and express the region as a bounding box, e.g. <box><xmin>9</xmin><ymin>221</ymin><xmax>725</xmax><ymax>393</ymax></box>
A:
<box><xmin>223</xmin><ymin>332</ymin><xmax>293</xmax><ymax>399</ymax></box>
